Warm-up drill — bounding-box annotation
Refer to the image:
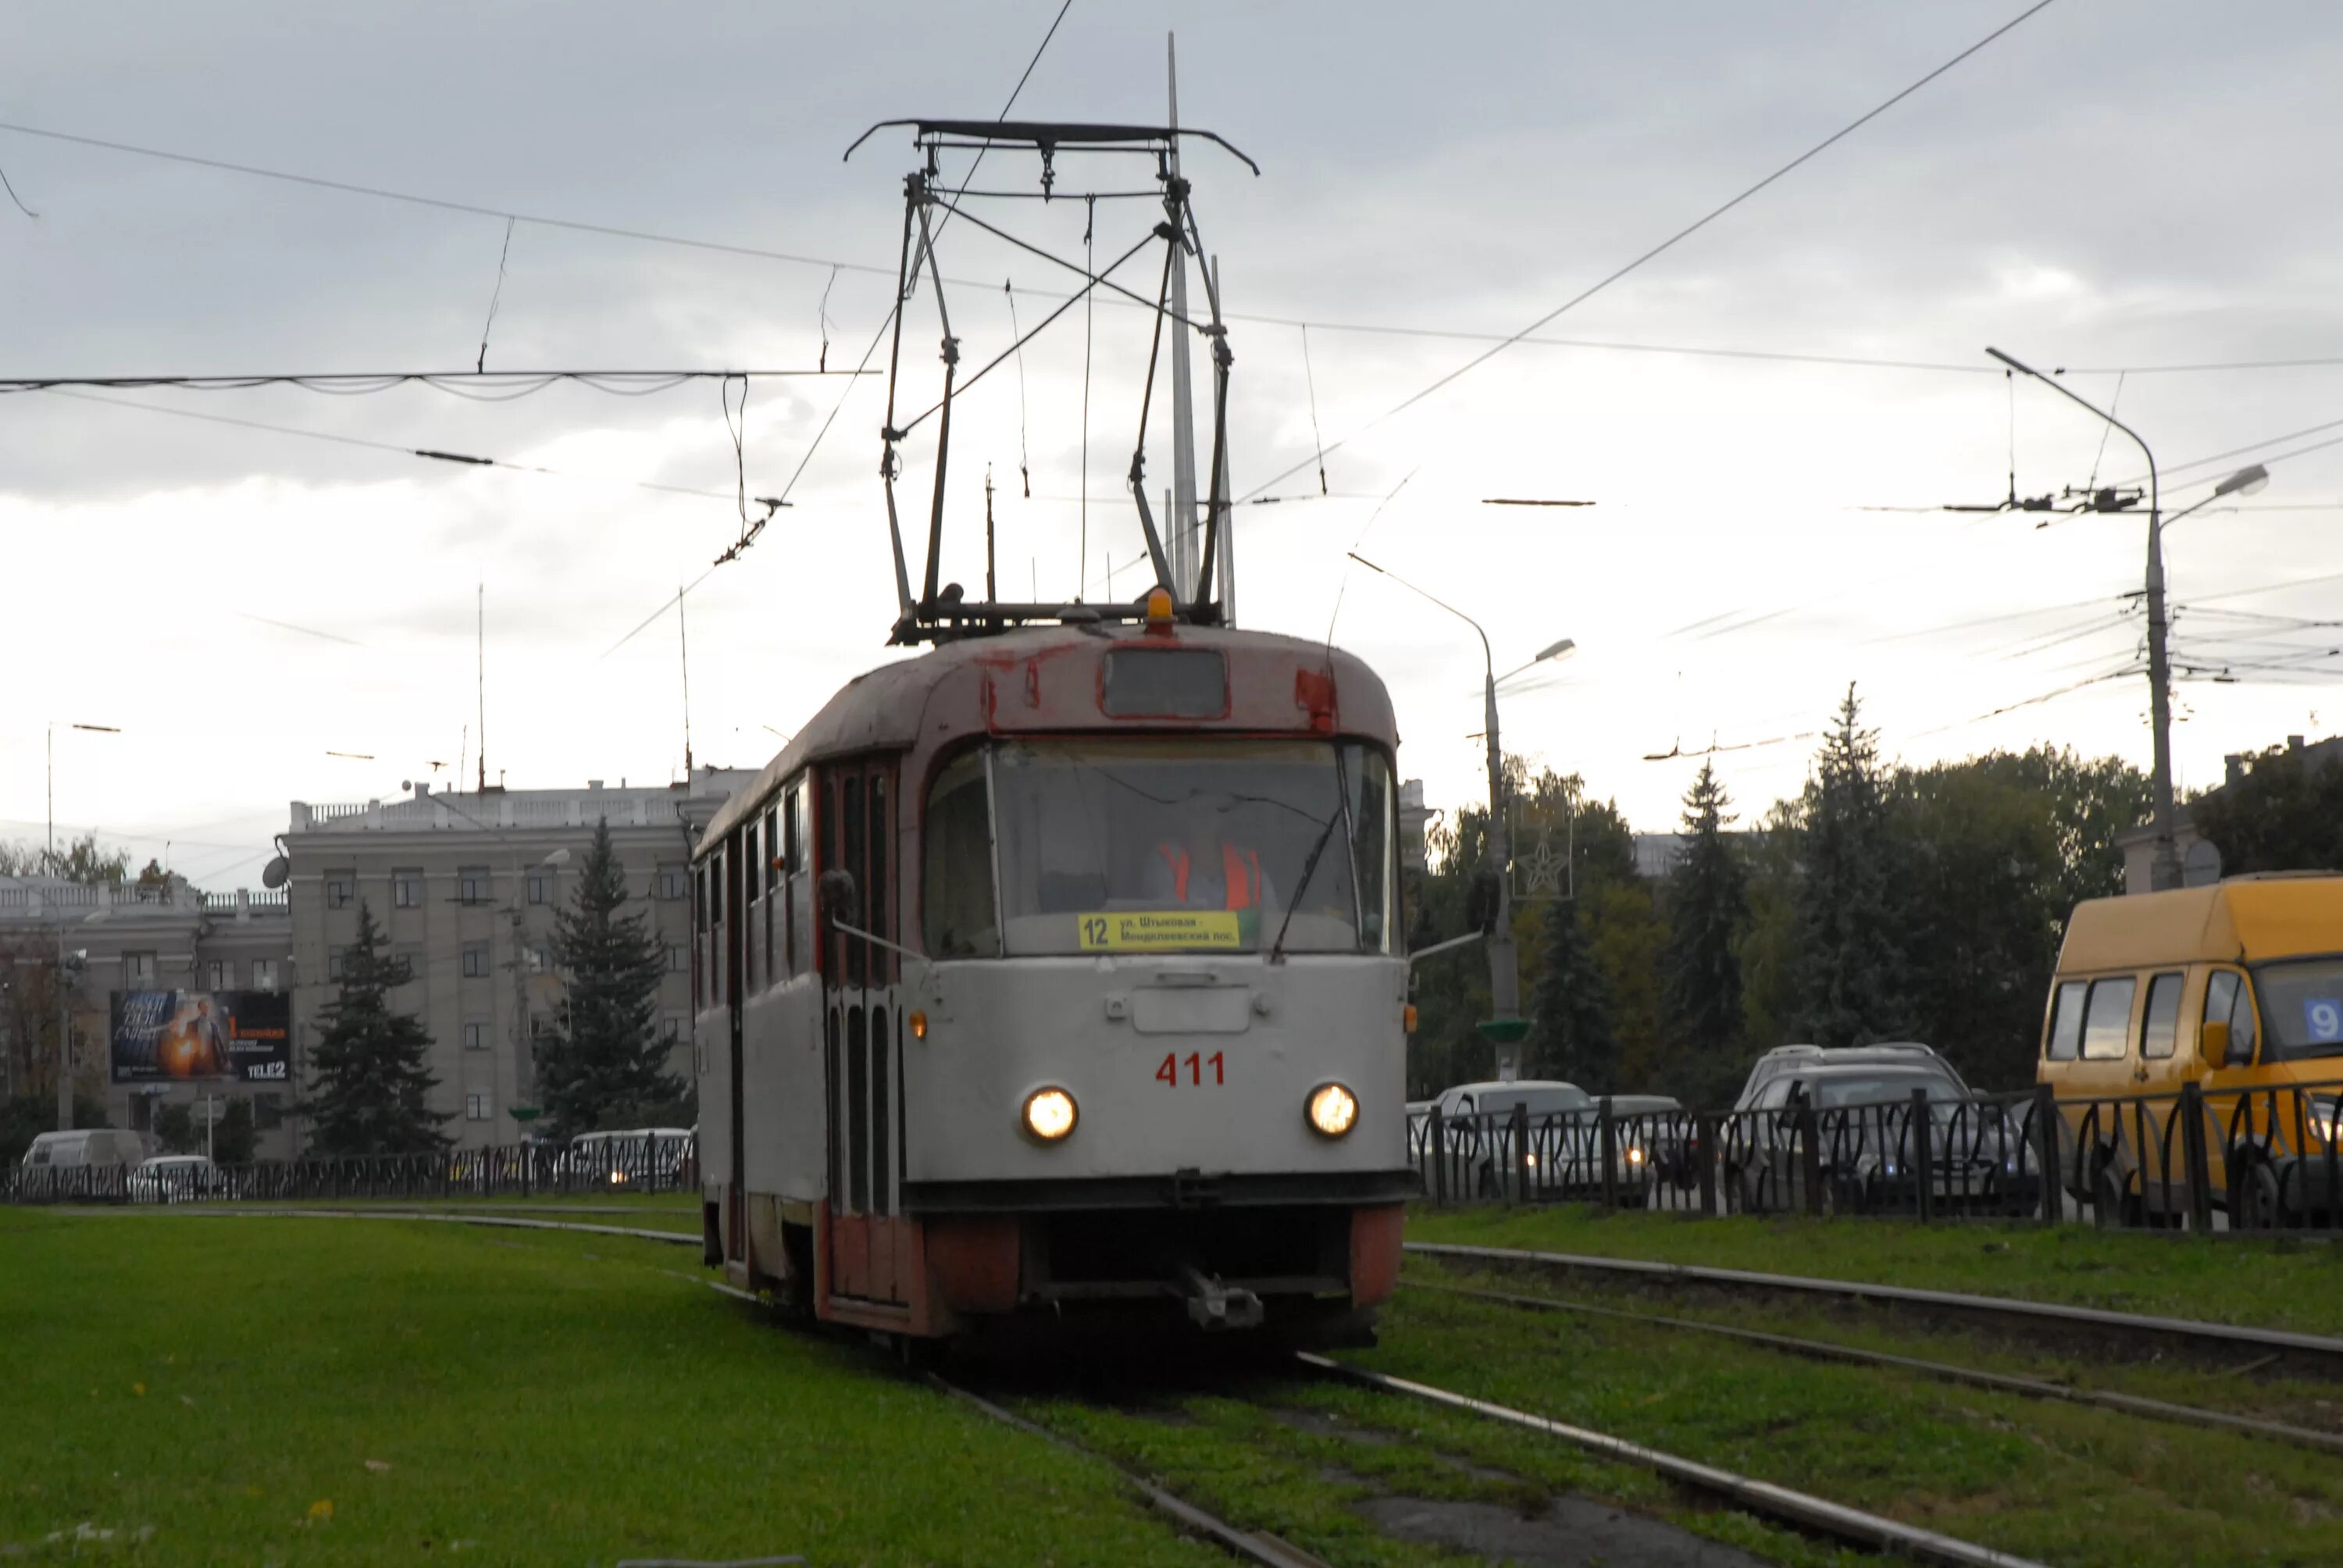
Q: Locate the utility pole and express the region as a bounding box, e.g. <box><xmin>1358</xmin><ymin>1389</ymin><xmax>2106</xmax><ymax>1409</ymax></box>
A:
<box><xmin>55</xmin><ymin>929</ymin><xmax>73</xmax><ymax>1131</ymax></box>
<box><xmin>1988</xmin><ymin>347</ymin><xmax>2177</xmax><ymax>889</ymax></box>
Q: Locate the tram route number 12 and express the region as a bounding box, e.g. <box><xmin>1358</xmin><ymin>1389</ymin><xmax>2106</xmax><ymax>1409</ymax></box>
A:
<box><xmin>1156</xmin><ymin>1051</ymin><xmax>1225</xmax><ymax>1088</ymax></box>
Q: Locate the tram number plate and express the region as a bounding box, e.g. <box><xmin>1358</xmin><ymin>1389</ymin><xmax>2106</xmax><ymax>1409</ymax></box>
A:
<box><xmin>1079</xmin><ymin>911</ymin><xmax>1241</xmax><ymax>951</ymax></box>
<box><xmin>1156</xmin><ymin>1052</ymin><xmax>1226</xmax><ymax>1088</ymax></box>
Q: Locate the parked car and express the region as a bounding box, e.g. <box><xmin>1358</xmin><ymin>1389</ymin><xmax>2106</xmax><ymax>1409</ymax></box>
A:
<box><xmin>1732</xmin><ymin>1042</ymin><xmax>1970</xmax><ymax>1112</ymax></box>
<box><xmin>129</xmin><ymin>1154</ymin><xmax>225</xmax><ymax>1203</ymax></box>
<box><xmin>1727</xmin><ymin>1063</ymin><xmax>2033</xmax><ymax>1215</ymax></box>
<box><xmin>561</xmin><ymin>1127</ymin><xmax>694</xmax><ymax>1189</ymax></box>
<box><xmin>19</xmin><ymin>1128</ymin><xmax>145</xmax><ymax>1200</ymax></box>
<box><xmin>1418</xmin><ymin>1081</ymin><xmax>1592</xmax><ymax>1199</ymax></box>
<box><xmin>21</xmin><ymin>1128</ymin><xmax>144</xmax><ymax>1171</ymax></box>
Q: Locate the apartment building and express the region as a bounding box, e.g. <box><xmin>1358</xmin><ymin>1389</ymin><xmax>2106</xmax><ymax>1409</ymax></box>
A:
<box><xmin>0</xmin><ymin>874</ymin><xmax>294</xmax><ymax>1155</ymax></box>
<box><xmin>284</xmin><ymin>768</ymin><xmax>753</xmax><ymax>1149</ymax></box>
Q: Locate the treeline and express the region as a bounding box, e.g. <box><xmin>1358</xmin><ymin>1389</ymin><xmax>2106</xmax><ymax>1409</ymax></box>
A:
<box><xmin>1407</xmin><ymin>687</ymin><xmax>2153</xmax><ymax>1101</ymax></box>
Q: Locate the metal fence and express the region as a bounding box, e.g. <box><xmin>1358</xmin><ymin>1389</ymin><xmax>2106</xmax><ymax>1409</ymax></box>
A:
<box><xmin>3</xmin><ymin>1134</ymin><xmax>698</xmax><ymax>1206</ymax></box>
<box><xmin>1409</xmin><ymin>1078</ymin><xmax>2343</xmax><ymax>1232</ymax></box>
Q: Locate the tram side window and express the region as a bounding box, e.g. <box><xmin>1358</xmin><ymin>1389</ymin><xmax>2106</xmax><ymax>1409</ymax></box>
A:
<box><xmin>710</xmin><ymin>845</ymin><xmax>727</xmax><ymax>1002</ymax></box>
<box><xmin>868</xmin><ymin>775</ymin><xmax>889</xmax><ymax>982</ymax></box>
<box><xmin>924</xmin><ymin>750</ymin><xmax>1000</xmax><ymax>957</ymax></box>
<box><xmin>742</xmin><ymin>818</ymin><xmax>761</xmax><ymax>995</ymax></box>
<box><xmin>694</xmin><ymin>864</ymin><xmax>710</xmax><ymax>1010</ymax></box>
<box><xmin>784</xmin><ymin>784</ymin><xmax>806</xmax><ymax>977</ymax></box>
<box><xmin>763</xmin><ymin>804</ymin><xmax>780</xmax><ymax>982</ymax></box>
<box><xmin>842</xmin><ymin>777</ymin><xmax>865</xmax><ymax>988</ymax></box>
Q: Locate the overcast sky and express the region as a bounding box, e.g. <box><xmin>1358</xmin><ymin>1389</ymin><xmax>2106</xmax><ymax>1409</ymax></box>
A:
<box><xmin>7</xmin><ymin>0</ymin><xmax>2343</xmax><ymax>889</ymax></box>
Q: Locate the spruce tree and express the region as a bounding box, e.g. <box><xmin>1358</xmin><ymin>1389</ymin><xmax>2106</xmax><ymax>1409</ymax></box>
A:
<box><xmin>308</xmin><ymin>903</ymin><xmax>451</xmax><ymax>1156</ymax></box>
<box><xmin>1795</xmin><ymin>685</ymin><xmax>1913</xmax><ymax>1047</ymax></box>
<box><xmin>1526</xmin><ymin>895</ymin><xmax>1619</xmax><ymax>1091</ymax></box>
<box><xmin>539</xmin><ymin>818</ymin><xmax>680</xmax><ymax>1137</ymax></box>
<box><xmin>1661</xmin><ymin>761</ymin><xmax>1748</xmax><ymax>1066</ymax></box>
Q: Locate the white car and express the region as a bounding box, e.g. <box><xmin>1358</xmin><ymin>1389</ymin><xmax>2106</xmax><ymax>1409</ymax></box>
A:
<box><xmin>128</xmin><ymin>1154</ymin><xmax>223</xmax><ymax>1203</ymax></box>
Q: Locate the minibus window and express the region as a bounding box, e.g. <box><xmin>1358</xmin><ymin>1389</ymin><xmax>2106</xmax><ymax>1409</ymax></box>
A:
<box><xmin>2080</xmin><ymin>977</ymin><xmax>2136</xmax><ymax>1060</ymax></box>
<box><xmin>2045</xmin><ymin>982</ymin><xmax>2086</xmax><ymax>1061</ymax></box>
<box><xmin>2204</xmin><ymin>969</ymin><xmax>2259</xmax><ymax>1062</ymax></box>
<box><xmin>2248</xmin><ymin>958</ymin><xmax>2343</xmax><ymax>1062</ymax></box>
<box><xmin>2141</xmin><ymin>972</ymin><xmax>2184</xmax><ymax>1060</ymax></box>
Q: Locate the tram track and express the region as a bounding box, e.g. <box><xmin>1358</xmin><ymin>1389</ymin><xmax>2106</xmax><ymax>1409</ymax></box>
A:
<box><xmin>1407</xmin><ymin>1239</ymin><xmax>2343</xmax><ymax>1376</ymax></box>
<box><xmin>1403</xmin><ymin>1278</ymin><xmax>2343</xmax><ymax>1457</ymax></box>
<box><xmin>123</xmin><ymin>1203</ymin><xmax>2046</xmax><ymax>1567</ymax></box>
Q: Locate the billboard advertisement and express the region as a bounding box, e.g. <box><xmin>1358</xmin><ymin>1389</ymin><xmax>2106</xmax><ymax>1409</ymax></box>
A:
<box><xmin>110</xmin><ymin>990</ymin><xmax>291</xmax><ymax>1084</ymax></box>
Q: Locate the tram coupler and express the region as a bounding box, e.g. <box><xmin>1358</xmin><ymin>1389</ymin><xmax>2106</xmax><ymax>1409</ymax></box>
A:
<box><xmin>1176</xmin><ymin>1264</ymin><xmax>1264</xmax><ymax>1331</ymax></box>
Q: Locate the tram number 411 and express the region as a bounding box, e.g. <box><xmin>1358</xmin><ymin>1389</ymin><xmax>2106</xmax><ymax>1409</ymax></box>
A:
<box><xmin>1156</xmin><ymin>1051</ymin><xmax>1225</xmax><ymax>1088</ymax></box>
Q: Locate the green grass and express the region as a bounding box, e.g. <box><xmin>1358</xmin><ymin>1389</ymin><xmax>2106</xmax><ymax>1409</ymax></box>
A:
<box><xmin>0</xmin><ymin>1212</ymin><xmax>1222</xmax><ymax>1566</ymax></box>
<box><xmin>1022</xmin><ymin>1374</ymin><xmax>1874</xmax><ymax>1567</ymax></box>
<box><xmin>1344</xmin><ymin>1283</ymin><xmax>2343</xmax><ymax>1568</ymax></box>
<box><xmin>1407</xmin><ymin>1203</ymin><xmax>2343</xmax><ymax>1336</ymax></box>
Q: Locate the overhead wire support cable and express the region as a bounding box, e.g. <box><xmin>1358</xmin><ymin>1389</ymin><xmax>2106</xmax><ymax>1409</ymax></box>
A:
<box><xmin>2</xmin><ymin>367</ymin><xmax>859</xmax><ymax>397</ymax></box>
<box><xmin>1235</xmin><ymin>0</ymin><xmax>2063</xmax><ymax>504</ymax></box>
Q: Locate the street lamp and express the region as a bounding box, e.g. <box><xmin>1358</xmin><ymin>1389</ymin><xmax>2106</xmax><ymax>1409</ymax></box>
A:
<box><xmin>1348</xmin><ymin>551</ymin><xmax>1574</xmax><ymax>1082</ymax></box>
<box><xmin>1496</xmin><ymin>638</ymin><xmax>1578</xmax><ymax>689</ymax></box>
<box><xmin>1988</xmin><ymin>346</ymin><xmax>2194</xmax><ymax>890</ymax></box>
<box><xmin>46</xmin><ymin>722</ymin><xmax>120</xmax><ymax>871</ymax></box>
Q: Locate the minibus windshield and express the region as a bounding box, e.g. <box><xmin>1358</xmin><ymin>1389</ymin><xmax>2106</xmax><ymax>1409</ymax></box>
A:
<box><xmin>2252</xmin><ymin>957</ymin><xmax>2343</xmax><ymax>1062</ymax></box>
<box><xmin>977</xmin><ymin>738</ymin><xmax>1394</xmax><ymax>957</ymax></box>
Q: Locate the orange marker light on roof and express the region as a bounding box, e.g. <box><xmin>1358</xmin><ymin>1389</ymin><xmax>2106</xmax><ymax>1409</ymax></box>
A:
<box><xmin>1144</xmin><ymin>586</ymin><xmax>1175</xmax><ymax>633</ymax></box>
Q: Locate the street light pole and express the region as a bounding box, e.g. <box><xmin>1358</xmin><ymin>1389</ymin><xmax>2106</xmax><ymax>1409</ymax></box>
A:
<box><xmin>1349</xmin><ymin>553</ymin><xmax>1575</xmax><ymax>1081</ymax></box>
<box><xmin>1988</xmin><ymin>347</ymin><xmax>2181</xmax><ymax>891</ymax></box>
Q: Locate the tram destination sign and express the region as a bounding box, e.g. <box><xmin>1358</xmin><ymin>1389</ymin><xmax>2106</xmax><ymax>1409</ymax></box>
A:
<box><xmin>110</xmin><ymin>989</ymin><xmax>293</xmax><ymax>1084</ymax></box>
<box><xmin>1077</xmin><ymin>911</ymin><xmax>1243</xmax><ymax>952</ymax></box>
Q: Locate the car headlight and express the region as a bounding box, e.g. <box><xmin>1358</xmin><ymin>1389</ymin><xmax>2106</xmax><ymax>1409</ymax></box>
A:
<box><xmin>1022</xmin><ymin>1087</ymin><xmax>1078</xmax><ymax>1142</ymax></box>
<box><xmin>1624</xmin><ymin>1146</ymin><xmax>1646</xmax><ymax>1165</ymax></box>
<box><xmin>1306</xmin><ymin>1082</ymin><xmax>1358</xmax><ymax>1139</ymax></box>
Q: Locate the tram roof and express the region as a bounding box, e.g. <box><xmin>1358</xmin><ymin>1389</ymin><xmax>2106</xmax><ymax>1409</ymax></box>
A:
<box><xmin>698</xmin><ymin>622</ymin><xmax>1398</xmax><ymax>850</ymax></box>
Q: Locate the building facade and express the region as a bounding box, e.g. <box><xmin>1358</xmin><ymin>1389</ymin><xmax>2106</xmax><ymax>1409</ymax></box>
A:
<box><xmin>0</xmin><ymin>874</ymin><xmax>294</xmax><ymax>1156</ymax></box>
<box><xmin>284</xmin><ymin>769</ymin><xmax>752</xmax><ymax>1150</ymax></box>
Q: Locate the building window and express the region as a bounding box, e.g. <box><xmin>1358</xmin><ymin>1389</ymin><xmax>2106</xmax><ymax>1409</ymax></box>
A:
<box><xmin>661</xmin><ymin>1014</ymin><xmax>685</xmax><ymax>1044</ymax></box>
<box><xmin>123</xmin><ymin>951</ymin><xmax>157</xmax><ymax>986</ymax></box>
<box><xmin>463</xmin><ymin>1018</ymin><xmax>491</xmax><ymax>1051</ymax></box>
<box><xmin>458</xmin><ymin>866</ymin><xmax>492</xmax><ymax>905</ymax></box>
<box><xmin>526</xmin><ymin>869</ymin><xmax>555</xmax><ymax>906</ymax></box>
<box><xmin>326</xmin><ymin>871</ymin><xmax>355</xmax><ymax>910</ymax></box>
<box><xmin>251</xmin><ymin>959</ymin><xmax>280</xmax><ymax>990</ymax></box>
<box><xmin>527</xmin><ymin>945</ymin><xmax>554</xmax><ymax>975</ymax></box>
<box><xmin>666</xmin><ymin>943</ymin><xmax>687</xmax><ymax>974</ymax></box>
<box><xmin>393</xmin><ymin>870</ymin><xmax>423</xmax><ymax>908</ymax></box>
<box><xmin>465</xmin><ymin>1092</ymin><xmax>492</xmax><ymax>1122</ymax></box>
<box><xmin>205</xmin><ymin>959</ymin><xmax>236</xmax><ymax>991</ymax></box>
<box><xmin>657</xmin><ymin>864</ymin><xmax>687</xmax><ymax>901</ymax></box>
<box><xmin>461</xmin><ymin>942</ymin><xmax>490</xmax><ymax>979</ymax></box>
<box><xmin>326</xmin><ymin>945</ymin><xmax>348</xmax><ymax>982</ymax></box>
<box><xmin>393</xmin><ymin>945</ymin><xmax>423</xmax><ymax>985</ymax></box>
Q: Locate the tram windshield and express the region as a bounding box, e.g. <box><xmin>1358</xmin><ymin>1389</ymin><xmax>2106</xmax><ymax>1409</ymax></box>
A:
<box><xmin>925</xmin><ymin>738</ymin><xmax>1395</xmax><ymax>957</ymax></box>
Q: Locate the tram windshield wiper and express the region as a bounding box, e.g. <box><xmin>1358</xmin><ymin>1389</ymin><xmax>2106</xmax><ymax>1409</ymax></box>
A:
<box><xmin>1270</xmin><ymin>746</ymin><xmax>1355</xmax><ymax>964</ymax></box>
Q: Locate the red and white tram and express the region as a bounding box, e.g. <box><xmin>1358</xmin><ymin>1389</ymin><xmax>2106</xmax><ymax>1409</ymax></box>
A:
<box><xmin>690</xmin><ymin>600</ymin><xmax>1414</xmax><ymax>1342</ymax></box>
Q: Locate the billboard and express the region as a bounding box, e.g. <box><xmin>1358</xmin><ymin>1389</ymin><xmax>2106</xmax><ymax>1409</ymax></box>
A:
<box><xmin>110</xmin><ymin>991</ymin><xmax>291</xmax><ymax>1084</ymax></box>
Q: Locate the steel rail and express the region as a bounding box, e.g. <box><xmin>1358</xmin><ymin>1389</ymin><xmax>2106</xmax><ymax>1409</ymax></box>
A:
<box><xmin>1298</xmin><ymin>1353</ymin><xmax>2047</xmax><ymax>1568</ymax></box>
<box><xmin>149</xmin><ymin>1206</ymin><xmax>701</xmax><ymax>1246</ymax></box>
<box><xmin>1407</xmin><ymin>1241</ymin><xmax>2343</xmax><ymax>1368</ymax></box>
<box><xmin>1407</xmin><ymin>1279</ymin><xmax>2343</xmax><ymax>1456</ymax></box>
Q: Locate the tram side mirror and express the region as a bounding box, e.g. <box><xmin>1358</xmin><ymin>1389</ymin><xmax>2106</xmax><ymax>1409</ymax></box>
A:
<box><xmin>818</xmin><ymin>869</ymin><xmax>859</xmax><ymax>925</ymax></box>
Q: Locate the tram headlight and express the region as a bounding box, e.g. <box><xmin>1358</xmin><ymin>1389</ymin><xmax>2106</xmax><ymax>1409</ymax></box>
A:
<box><xmin>1307</xmin><ymin>1082</ymin><xmax>1359</xmax><ymax>1139</ymax></box>
<box><xmin>1022</xmin><ymin>1087</ymin><xmax>1078</xmax><ymax>1142</ymax></box>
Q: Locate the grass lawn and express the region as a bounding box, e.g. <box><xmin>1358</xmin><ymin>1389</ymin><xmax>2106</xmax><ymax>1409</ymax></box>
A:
<box><xmin>1407</xmin><ymin>1203</ymin><xmax>2343</xmax><ymax>1337</ymax></box>
<box><xmin>0</xmin><ymin>1211</ymin><xmax>1221</xmax><ymax>1566</ymax></box>
<box><xmin>1345</xmin><ymin>1284</ymin><xmax>2343</xmax><ymax>1568</ymax></box>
